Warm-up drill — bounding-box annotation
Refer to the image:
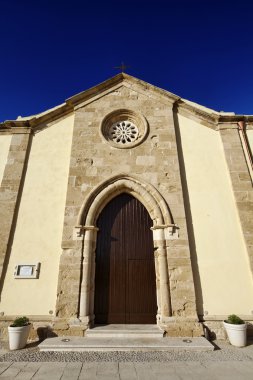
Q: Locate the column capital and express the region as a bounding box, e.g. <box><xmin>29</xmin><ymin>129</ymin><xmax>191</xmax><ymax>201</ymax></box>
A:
<box><xmin>151</xmin><ymin>224</ymin><xmax>179</xmax><ymax>239</ymax></box>
<box><xmin>73</xmin><ymin>225</ymin><xmax>99</xmax><ymax>240</ymax></box>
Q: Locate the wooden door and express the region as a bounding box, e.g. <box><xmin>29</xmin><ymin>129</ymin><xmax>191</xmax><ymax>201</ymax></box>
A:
<box><xmin>94</xmin><ymin>193</ymin><xmax>157</xmax><ymax>324</ymax></box>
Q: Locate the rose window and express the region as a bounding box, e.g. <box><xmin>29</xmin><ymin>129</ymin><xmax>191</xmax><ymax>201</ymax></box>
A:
<box><xmin>101</xmin><ymin>109</ymin><xmax>148</xmax><ymax>149</ymax></box>
<box><xmin>108</xmin><ymin>121</ymin><xmax>139</xmax><ymax>145</ymax></box>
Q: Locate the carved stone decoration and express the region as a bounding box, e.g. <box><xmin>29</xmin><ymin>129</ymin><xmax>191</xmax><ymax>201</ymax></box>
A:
<box><xmin>100</xmin><ymin>109</ymin><xmax>148</xmax><ymax>149</ymax></box>
<box><xmin>109</xmin><ymin>121</ymin><xmax>138</xmax><ymax>145</ymax></box>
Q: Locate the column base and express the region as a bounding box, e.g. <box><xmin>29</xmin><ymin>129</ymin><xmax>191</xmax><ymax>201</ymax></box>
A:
<box><xmin>158</xmin><ymin>316</ymin><xmax>203</xmax><ymax>337</ymax></box>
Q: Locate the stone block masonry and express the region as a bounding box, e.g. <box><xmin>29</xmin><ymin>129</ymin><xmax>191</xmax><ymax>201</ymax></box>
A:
<box><xmin>220</xmin><ymin>127</ymin><xmax>253</xmax><ymax>275</ymax></box>
<box><xmin>0</xmin><ymin>129</ymin><xmax>32</xmax><ymax>288</ymax></box>
<box><xmin>56</xmin><ymin>82</ymin><xmax>200</xmax><ymax>335</ymax></box>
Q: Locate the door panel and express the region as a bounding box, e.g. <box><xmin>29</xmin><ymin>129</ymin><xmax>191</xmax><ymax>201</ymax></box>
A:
<box><xmin>94</xmin><ymin>193</ymin><xmax>157</xmax><ymax>324</ymax></box>
<box><xmin>127</xmin><ymin>259</ymin><xmax>157</xmax><ymax>323</ymax></box>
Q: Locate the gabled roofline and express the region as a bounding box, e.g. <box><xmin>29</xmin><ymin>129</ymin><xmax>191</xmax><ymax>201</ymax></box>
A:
<box><xmin>1</xmin><ymin>73</ymin><xmax>253</xmax><ymax>132</ymax></box>
<box><xmin>65</xmin><ymin>73</ymin><xmax>180</xmax><ymax>106</ymax></box>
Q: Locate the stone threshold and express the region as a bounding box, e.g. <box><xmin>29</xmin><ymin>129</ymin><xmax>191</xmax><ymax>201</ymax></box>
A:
<box><xmin>85</xmin><ymin>324</ymin><xmax>164</xmax><ymax>338</ymax></box>
<box><xmin>39</xmin><ymin>336</ymin><xmax>214</xmax><ymax>352</ymax></box>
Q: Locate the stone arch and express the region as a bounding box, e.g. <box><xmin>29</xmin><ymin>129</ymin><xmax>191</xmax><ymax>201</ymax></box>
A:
<box><xmin>77</xmin><ymin>174</ymin><xmax>174</xmax><ymax>228</ymax></box>
<box><xmin>78</xmin><ymin>174</ymin><xmax>175</xmax><ymax>326</ymax></box>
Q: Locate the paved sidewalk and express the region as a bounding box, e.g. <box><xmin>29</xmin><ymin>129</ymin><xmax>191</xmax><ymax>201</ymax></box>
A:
<box><xmin>0</xmin><ymin>340</ymin><xmax>253</xmax><ymax>379</ymax></box>
<box><xmin>1</xmin><ymin>360</ymin><xmax>253</xmax><ymax>379</ymax></box>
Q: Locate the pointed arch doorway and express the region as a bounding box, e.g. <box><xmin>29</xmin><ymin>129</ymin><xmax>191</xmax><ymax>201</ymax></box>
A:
<box><xmin>94</xmin><ymin>193</ymin><xmax>157</xmax><ymax>324</ymax></box>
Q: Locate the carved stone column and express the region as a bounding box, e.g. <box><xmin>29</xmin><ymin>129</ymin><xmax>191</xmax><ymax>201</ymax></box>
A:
<box><xmin>79</xmin><ymin>226</ymin><xmax>98</xmax><ymax>324</ymax></box>
<box><xmin>151</xmin><ymin>226</ymin><xmax>171</xmax><ymax>321</ymax></box>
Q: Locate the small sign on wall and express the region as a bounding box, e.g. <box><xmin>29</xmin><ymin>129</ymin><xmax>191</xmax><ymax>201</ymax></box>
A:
<box><xmin>14</xmin><ymin>263</ymin><xmax>40</xmax><ymax>279</ymax></box>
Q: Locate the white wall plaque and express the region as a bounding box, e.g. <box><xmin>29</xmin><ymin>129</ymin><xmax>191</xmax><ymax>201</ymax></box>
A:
<box><xmin>14</xmin><ymin>263</ymin><xmax>40</xmax><ymax>279</ymax></box>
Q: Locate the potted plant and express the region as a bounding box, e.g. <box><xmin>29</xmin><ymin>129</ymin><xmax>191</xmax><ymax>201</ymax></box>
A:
<box><xmin>8</xmin><ymin>316</ymin><xmax>31</xmax><ymax>350</ymax></box>
<box><xmin>223</xmin><ymin>314</ymin><xmax>247</xmax><ymax>347</ymax></box>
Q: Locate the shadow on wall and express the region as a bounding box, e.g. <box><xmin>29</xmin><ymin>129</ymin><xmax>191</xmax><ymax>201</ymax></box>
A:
<box><xmin>203</xmin><ymin>322</ymin><xmax>253</xmax><ymax>344</ymax></box>
<box><xmin>202</xmin><ymin>324</ymin><xmax>217</xmax><ymax>341</ymax></box>
<box><xmin>247</xmin><ymin>322</ymin><xmax>253</xmax><ymax>338</ymax></box>
<box><xmin>37</xmin><ymin>327</ymin><xmax>58</xmax><ymax>342</ymax></box>
<box><xmin>173</xmin><ymin>107</ymin><xmax>204</xmax><ymax>317</ymax></box>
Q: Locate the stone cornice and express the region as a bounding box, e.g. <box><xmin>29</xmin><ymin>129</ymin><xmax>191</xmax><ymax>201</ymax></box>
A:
<box><xmin>1</xmin><ymin>73</ymin><xmax>253</xmax><ymax>132</ymax></box>
<box><xmin>176</xmin><ymin>100</ymin><xmax>253</xmax><ymax>130</ymax></box>
<box><xmin>0</xmin><ymin>120</ymin><xmax>30</xmax><ymax>129</ymax></box>
<box><xmin>0</xmin><ymin>120</ymin><xmax>32</xmax><ymax>135</ymax></box>
<box><xmin>175</xmin><ymin>100</ymin><xmax>219</xmax><ymax>130</ymax></box>
<box><xmin>66</xmin><ymin>73</ymin><xmax>180</xmax><ymax>107</ymax></box>
<box><xmin>0</xmin><ymin>104</ymin><xmax>73</xmax><ymax>133</ymax></box>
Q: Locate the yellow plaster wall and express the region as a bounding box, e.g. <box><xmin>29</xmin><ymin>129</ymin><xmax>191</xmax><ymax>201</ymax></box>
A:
<box><xmin>178</xmin><ymin>114</ymin><xmax>253</xmax><ymax>316</ymax></box>
<box><xmin>0</xmin><ymin>135</ymin><xmax>12</xmax><ymax>185</ymax></box>
<box><xmin>0</xmin><ymin>114</ymin><xmax>74</xmax><ymax>315</ymax></box>
<box><xmin>247</xmin><ymin>129</ymin><xmax>253</xmax><ymax>152</ymax></box>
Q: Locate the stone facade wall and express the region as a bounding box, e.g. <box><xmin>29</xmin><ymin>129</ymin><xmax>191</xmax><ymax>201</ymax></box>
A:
<box><xmin>247</xmin><ymin>129</ymin><xmax>253</xmax><ymax>152</ymax></box>
<box><xmin>1</xmin><ymin>76</ymin><xmax>252</xmax><ymax>341</ymax></box>
<box><xmin>0</xmin><ymin>115</ymin><xmax>74</xmax><ymax>316</ymax></box>
<box><xmin>0</xmin><ymin>134</ymin><xmax>12</xmax><ymax>185</ymax></box>
<box><xmin>56</xmin><ymin>83</ymin><xmax>199</xmax><ymax>334</ymax></box>
<box><xmin>176</xmin><ymin>115</ymin><xmax>253</xmax><ymax>317</ymax></box>
<box><xmin>0</xmin><ymin>129</ymin><xmax>32</xmax><ymax>287</ymax></box>
<box><xmin>1</xmin><ymin>316</ymin><xmax>252</xmax><ymax>342</ymax></box>
<box><xmin>220</xmin><ymin>127</ymin><xmax>253</xmax><ymax>274</ymax></box>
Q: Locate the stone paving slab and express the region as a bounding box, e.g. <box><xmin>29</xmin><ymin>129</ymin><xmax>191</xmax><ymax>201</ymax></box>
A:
<box><xmin>38</xmin><ymin>336</ymin><xmax>214</xmax><ymax>352</ymax></box>
<box><xmin>0</xmin><ymin>362</ymin><xmax>28</xmax><ymax>379</ymax></box>
<box><xmin>60</xmin><ymin>362</ymin><xmax>82</xmax><ymax>380</ymax></box>
<box><xmin>78</xmin><ymin>362</ymin><xmax>98</xmax><ymax>380</ymax></box>
<box><xmin>16</xmin><ymin>362</ymin><xmax>42</xmax><ymax>380</ymax></box>
<box><xmin>0</xmin><ymin>341</ymin><xmax>253</xmax><ymax>379</ymax></box>
<box><xmin>0</xmin><ymin>363</ymin><xmax>12</xmax><ymax>376</ymax></box>
<box><xmin>32</xmin><ymin>362</ymin><xmax>66</xmax><ymax>380</ymax></box>
<box><xmin>1</xmin><ymin>361</ymin><xmax>253</xmax><ymax>379</ymax></box>
<box><xmin>118</xmin><ymin>362</ymin><xmax>137</xmax><ymax>380</ymax></box>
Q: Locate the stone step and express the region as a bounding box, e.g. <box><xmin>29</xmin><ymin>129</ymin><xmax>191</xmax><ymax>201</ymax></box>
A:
<box><xmin>85</xmin><ymin>324</ymin><xmax>164</xmax><ymax>339</ymax></box>
<box><xmin>39</xmin><ymin>336</ymin><xmax>214</xmax><ymax>352</ymax></box>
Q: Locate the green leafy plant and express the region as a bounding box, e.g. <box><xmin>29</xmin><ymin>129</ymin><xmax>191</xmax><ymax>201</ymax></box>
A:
<box><xmin>10</xmin><ymin>316</ymin><xmax>29</xmax><ymax>327</ymax></box>
<box><xmin>226</xmin><ymin>314</ymin><xmax>244</xmax><ymax>325</ymax></box>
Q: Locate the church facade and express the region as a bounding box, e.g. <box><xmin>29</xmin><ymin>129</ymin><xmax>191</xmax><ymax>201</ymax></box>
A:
<box><xmin>0</xmin><ymin>73</ymin><xmax>253</xmax><ymax>340</ymax></box>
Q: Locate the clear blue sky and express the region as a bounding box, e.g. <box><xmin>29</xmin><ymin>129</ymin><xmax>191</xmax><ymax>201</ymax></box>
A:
<box><xmin>1</xmin><ymin>0</ymin><xmax>252</xmax><ymax>121</ymax></box>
